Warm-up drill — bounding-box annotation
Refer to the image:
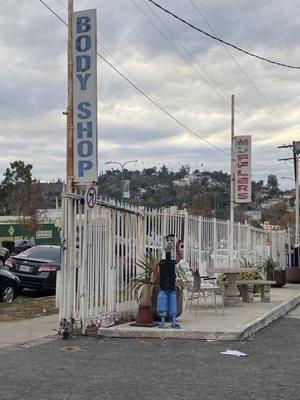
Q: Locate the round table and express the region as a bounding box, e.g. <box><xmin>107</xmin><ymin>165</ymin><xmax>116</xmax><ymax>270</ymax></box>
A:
<box><xmin>206</xmin><ymin>268</ymin><xmax>257</xmax><ymax>307</ymax></box>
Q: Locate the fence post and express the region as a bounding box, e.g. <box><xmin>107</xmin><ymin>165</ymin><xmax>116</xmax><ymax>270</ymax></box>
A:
<box><xmin>198</xmin><ymin>216</ymin><xmax>202</xmax><ymax>272</ymax></box>
<box><xmin>183</xmin><ymin>209</ymin><xmax>189</xmax><ymax>261</ymax></box>
<box><xmin>213</xmin><ymin>218</ymin><xmax>217</xmax><ymax>268</ymax></box>
<box><xmin>245</xmin><ymin>221</ymin><xmax>251</xmax><ymax>264</ymax></box>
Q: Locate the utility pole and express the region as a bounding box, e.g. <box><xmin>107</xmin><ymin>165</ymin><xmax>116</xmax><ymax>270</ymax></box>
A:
<box><xmin>229</xmin><ymin>94</ymin><xmax>235</xmax><ymax>267</ymax></box>
<box><xmin>278</xmin><ymin>142</ymin><xmax>300</xmax><ymax>243</ymax></box>
<box><xmin>66</xmin><ymin>0</ymin><xmax>74</xmax><ymax>193</ymax></box>
<box><xmin>294</xmin><ymin>142</ymin><xmax>300</xmax><ymax>242</ymax></box>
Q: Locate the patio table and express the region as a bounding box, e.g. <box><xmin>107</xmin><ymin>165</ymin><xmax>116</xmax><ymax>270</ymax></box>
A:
<box><xmin>206</xmin><ymin>268</ymin><xmax>257</xmax><ymax>307</ymax></box>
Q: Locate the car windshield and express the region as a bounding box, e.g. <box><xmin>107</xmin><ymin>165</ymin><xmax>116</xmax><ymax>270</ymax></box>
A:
<box><xmin>18</xmin><ymin>246</ymin><xmax>61</xmax><ymax>262</ymax></box>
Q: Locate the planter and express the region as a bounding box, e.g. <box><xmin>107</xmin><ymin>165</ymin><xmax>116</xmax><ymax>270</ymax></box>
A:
<box><xmin>286</xmin><ymin>267</ymin><xmax>300</xmax><ymax>283</ymax></box>
<box><xmin>271</xmin><ymin>270</ymin><xmax>286</xmax><ymax>287</ymax></box>
<box><xmin>151</xmin><ymin>284</ymin><xmax>184</xmax><ymax>321</ymax></box>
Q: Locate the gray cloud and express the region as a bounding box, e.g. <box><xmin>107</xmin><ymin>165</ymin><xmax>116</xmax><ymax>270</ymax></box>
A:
<box><xmin>0</xmin><ymin>0</ymin><xmax>299</xmax><ymax>189</ymax></box>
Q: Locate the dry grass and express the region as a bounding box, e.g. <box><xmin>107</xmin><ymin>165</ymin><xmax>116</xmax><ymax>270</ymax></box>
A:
<box><xmin>0</xmin><ymin>295</ymin><xmax>58</xmax><ymax>323</ymax></box>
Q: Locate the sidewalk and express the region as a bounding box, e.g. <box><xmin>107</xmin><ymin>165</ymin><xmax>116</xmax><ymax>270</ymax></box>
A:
<box><xmin>98</xmin><ymin>284</ymin><xmax>300</xmax><ymax>340</ymax></box>
<box><xmin>0</xmin><ymin>314</ymin><xmax>59</xmax><ymax>349</ymax></box>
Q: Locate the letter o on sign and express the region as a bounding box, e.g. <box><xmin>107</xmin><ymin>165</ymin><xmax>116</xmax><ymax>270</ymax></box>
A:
<box><xmin>85</xmin><ymin>186</ymin><xmax>97</xmax><ymax>210</ymax></box>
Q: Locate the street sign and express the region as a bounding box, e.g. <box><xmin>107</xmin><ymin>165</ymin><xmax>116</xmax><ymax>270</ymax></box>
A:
<box><xmin>85</xmin><ymin>186</ymin><xmax>97</xmax><ymax>210</ymax></box>
<box><xmin>73</xmin><ymin>9</ymin><xmax>98</xmax><ymax>185</ymax></box>
<box><xmin>123</xmin><ymin>179</ymin><xmax>130</xmax><ymax>199</ymax></box>
<box><xmin>234</xmin><ymin>135</ymin><xmax>252</xmax><ymax>203</ymax></box>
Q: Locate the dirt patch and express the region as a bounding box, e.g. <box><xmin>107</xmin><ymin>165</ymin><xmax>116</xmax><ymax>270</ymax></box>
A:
<box><xmin>0</xmin><ymin>296</ymin><xmax>58</xmax><ymax>322</ymax></box>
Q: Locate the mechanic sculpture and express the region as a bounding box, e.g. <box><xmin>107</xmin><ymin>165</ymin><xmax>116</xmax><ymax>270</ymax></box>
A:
<box><xmin>157</xmin><ymin>234</ymin><xmax>181</xmax><ymax>329</ymax></box>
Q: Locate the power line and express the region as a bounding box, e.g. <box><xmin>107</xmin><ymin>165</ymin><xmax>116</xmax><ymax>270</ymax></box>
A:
<box><xmin>146</xmin><ymin>0</ymin><xmax>300</xmax><ymax>70</ymax></box>
<box><xmin>39</xmin><ymin>0</ymin><xmax>230</xmax><ymax>164</ymax></box>
<box><xmin>56</xmin><ymin>0</ymin><xmax>288</xmax><ymax>156</ymax></box>
<box><xmin>190</xmin><ymin>0</ymin><xmax>297</xmax><ymax>133</ymax></box>
<box><xmin>139</xmin><ymin>0</ymin><xmax>290</xmax><ymax>152</ymax></box>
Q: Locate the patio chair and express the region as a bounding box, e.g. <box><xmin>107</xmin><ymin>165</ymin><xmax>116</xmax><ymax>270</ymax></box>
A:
<box><xmin>188</xmin><ymin>270</ymin><xmax>224</xmax><ymax>316</ymax></box>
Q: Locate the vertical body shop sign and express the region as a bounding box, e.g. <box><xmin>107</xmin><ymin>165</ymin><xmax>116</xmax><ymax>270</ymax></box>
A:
<box><xmin>235</xmin><ymin>135</ymin><xmax>251</xmax><ymax>203</ymax></box>
<box><xmin>73</xmin><ymin>9</ymin><xmax>98</xmax><ymax>185</ymax></box>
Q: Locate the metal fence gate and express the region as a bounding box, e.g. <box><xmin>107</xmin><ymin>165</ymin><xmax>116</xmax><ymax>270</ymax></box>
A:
<box><xmin>59</xmin><ymin>193</ymin><xmax>290</xmax><ymax>332</ymax></box>
<box><xmin>59</xmin><ymin>193</ymin><xmax>144</xmax><ymax>333</ymax></box>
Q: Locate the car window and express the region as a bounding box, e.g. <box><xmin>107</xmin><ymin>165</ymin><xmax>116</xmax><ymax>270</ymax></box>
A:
<box><xmin>19</xmin><ymin>246</ymin><xmax>61</xmax><ymax>262</ymax></box>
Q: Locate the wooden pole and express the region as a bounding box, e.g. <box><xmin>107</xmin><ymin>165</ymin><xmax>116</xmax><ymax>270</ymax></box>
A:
<box><xmin>295</xmin><ymin>152</ymin><xmax>299</xmax><ymax>242</ymax></box>
<box><xmin>229</xmin><ymin>94</ymin><xmax>235</xmax><ymax>267</ymax></box>
<box><xmin>66</xmin><ymin>0</ymin><xmax>74</xmax><ymax>193</ymax></box>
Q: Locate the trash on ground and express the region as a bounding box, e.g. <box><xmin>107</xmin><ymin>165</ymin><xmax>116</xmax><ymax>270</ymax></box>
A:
<box><xmin>220</xmin><ymin>349</ymin><xmax>248</xmax><ymax>357</ymax></box>
<box><xmin>62</xmin><ymin>346</ymin><xmax>82</xmax><ymax>352</ymax></box>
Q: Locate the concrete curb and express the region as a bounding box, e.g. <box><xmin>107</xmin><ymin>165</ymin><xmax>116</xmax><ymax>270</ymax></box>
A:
<box><xmin>98</xmin><ymin>294</ymin><xmax>300</xmax><ymax>341</ymax></box>
<box><xmin>237</xmin><ymin>292</ymin><xmax>300</xmax><ymax>340</ymax></box>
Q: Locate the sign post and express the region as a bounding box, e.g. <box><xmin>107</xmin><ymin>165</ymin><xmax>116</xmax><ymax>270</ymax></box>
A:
<box><xmin>66</xmin><ymin>0</ymin><xmax>74</xmax><ymax>193</ymax></box>
<box><xmin>229</xmin><ymin>95</ymin><xmax>252</xmax><ymax>268</ymax></box>
<box><xmin>229</xmin><ymin>94</ymin><xmax>235</xmax><ymax>268</ymax></box>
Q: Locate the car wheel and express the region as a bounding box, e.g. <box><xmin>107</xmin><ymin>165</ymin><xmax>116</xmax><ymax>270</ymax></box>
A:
<box><xmin>0</xmin><ymin>284</ymin><xmax>16</xmax><ymax>303</ymax></box>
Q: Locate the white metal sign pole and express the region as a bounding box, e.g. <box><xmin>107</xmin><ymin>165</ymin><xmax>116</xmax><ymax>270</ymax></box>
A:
<box><xmin>295</xmin><ymin>153</ymin><xmax>299</xmax><ymax>242</ymax></box>
<box><xmin>229</xmin><ymin>94</ymin><xmax>235</xmax><ymax>268</ymax></box>
<box><xmin>67</xmin><ymin>0</ymin><xmax>74</xmax><ymax>193</ymax></box>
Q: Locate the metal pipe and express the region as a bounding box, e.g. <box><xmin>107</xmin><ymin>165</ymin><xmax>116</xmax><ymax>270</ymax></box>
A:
<box><xmin>66</xmin><ymin>0</ymin><xmax>74</xmax><ymax>193</ymax></box>
<box><xmin>229</xmin><ymin>94</ymin><xmax>235</xmax><ymax>268</ymax></box>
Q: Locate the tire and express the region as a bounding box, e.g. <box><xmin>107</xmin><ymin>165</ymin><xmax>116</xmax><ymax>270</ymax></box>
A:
<box><xmin>0</xmin><ymin>284</ymin><xmax>16</xmax><ymax>303</ymax></box>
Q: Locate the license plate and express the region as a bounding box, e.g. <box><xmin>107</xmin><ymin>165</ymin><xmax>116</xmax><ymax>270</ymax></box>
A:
<box><xmin>19</xmin><ymin>265</ymin><xmax>31</xmax><ymax>272</ymax></box>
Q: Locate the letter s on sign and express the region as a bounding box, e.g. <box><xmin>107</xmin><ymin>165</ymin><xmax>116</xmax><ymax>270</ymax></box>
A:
<box><xmin>77</xmin><ymin>102</ymin><xmax>91</xmax><ymax>119</ymax></box>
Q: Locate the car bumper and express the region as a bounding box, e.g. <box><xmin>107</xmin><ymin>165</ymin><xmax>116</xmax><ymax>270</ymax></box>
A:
<box><xmin>13</xmin><ymin>271</ymin><xmax>56</xmax><ymax>291</ymax></box>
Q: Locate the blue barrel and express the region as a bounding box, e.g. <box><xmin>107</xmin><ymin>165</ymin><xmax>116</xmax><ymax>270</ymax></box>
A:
<box><xmin>157</xmin><ymin>290</ymin><xmax>167</xmax><ymax>317</ymax></box>
<box><xmin>168</xmin><ymin>290</ymin><xmax>177</xmax><ymax>319</ymax></box>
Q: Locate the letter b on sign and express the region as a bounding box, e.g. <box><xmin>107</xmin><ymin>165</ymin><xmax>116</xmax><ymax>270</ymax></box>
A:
<box><xmin>77</xmin><ymin>16</ymin><xmax>91</xmax><ymax>33</ymax></box>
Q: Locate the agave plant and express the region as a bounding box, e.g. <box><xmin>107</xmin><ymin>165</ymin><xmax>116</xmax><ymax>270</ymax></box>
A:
<box><xmin>260</xmin><ymin>256</ymin><xmax>280</xmax><ymax>280</ymax></box>
<box><xmin>124</xmin><ymin>253</ymin><xmax>190</xmax><ymax>298</ymax></box>
<box><xmin>124</xmin><ymin>253</ymin><xmax>157</xmax><ymax>298</ymax></box>
<box><xmin>239</xmin><ymin>257</ymin><xmax>255</xmax><ymax>269</ymax></box>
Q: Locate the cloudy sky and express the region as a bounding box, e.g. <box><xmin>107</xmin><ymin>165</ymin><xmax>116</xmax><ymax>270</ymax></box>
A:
<box><xmin>0</xmin><ymin>0</ymin><xmax>299</xmax><ymax>188</ymax></box>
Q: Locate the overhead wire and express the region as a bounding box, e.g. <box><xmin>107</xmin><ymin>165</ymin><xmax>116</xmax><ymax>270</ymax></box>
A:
<box><xmin>44</xmin><ymin>0</ymin><xmax>291</xmax><ymax>170</ymax></box>
<box><xmin>146</xmin><ymin>0</ymin><xmax>300</xmax><ymax>70</ymax></box>
<box><xmin>57</xmin><ymin>0</ymin><xmax>288</xmax><ymax>158</ymax></box>
<box><xmin>139</xmin><ymin>0</ymin><xmax>290</xmax><ymax>154</ymax></box>
<box><xmin>40</xmin><ymin>0</ymin><xmax>230</xmax><ymax>165</ymax></box>
<box><xmin>190</xmin><ymin>0</ymin><xmax>297</xmax><ymax>135</ymax></box>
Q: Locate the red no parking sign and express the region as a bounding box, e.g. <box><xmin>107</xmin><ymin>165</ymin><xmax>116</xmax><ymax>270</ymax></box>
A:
<box><xmin>85</xmin><ymin>186</ymin><xmax>97</xmax><ymax>210</ymax></box>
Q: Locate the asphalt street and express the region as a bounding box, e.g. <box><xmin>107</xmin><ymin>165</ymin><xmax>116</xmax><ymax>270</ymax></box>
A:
<box><xmin>0</xmin><ymin>311</ymin><xmax>299</xmax><ymax>400</ymax></box>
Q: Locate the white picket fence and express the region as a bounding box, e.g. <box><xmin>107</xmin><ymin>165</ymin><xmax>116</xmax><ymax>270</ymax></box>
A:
<box><xmin>59</xmin><ymin>192</ymin><xmax>290</xmax><ymax>333</ymax></box>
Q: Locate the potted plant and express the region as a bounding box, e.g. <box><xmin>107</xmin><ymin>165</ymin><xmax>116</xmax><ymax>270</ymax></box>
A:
<box><xmin>126</xmin><ymin>253</ymin><xmax>189</xmax><ymax>319</ymax></box>
<box><xmin>286</xmin><ymin>244</ymin><xmax>300</xmax><ymax>283</ymax></box>
<box><xmin>260</xmin><ymin>256</ymin><xmax>286</xmax><ymax>287</ymax></box>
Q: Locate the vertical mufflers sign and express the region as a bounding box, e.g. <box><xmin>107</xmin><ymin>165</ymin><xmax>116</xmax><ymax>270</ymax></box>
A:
<box><xmin>235</xmin><ymin>135</ymin><xmax>251</xmax><ymax>203</ymax></box>
<box><xmin>73</xmin><ymin>9</ymin><xmax>98</xmax><ymax>185</ymax></box>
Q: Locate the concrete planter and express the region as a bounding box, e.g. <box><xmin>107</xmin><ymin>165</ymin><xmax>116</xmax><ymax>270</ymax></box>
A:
<box><xmin>286</xmin><ymin>267</ymin><xmax>300</xmax><ymax>283</ymax></box>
